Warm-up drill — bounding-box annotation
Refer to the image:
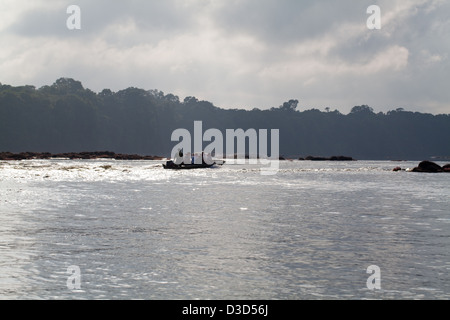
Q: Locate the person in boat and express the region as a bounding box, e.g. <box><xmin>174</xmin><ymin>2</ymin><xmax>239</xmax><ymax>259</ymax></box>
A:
<box><xmin>174</xmin><ymin>149</ymin><xmax>184</xmax><ymax>165</ymax></box>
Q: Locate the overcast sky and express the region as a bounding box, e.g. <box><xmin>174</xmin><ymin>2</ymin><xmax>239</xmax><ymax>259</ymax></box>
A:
<box><xmin>1</xmin><ymin>0</ymin><xmax>449</xmax><ymax>114</ymax></box>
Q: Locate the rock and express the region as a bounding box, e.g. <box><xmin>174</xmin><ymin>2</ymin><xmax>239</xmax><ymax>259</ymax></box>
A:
<box><xmin>0</xmin><ymin>152</ymin><xmax>12</xmax><ymax>160</ymax></box>
<box><xmin>0</xmin><ymin>152</ymin><xmax>29</xmax><ymax>160</ymax></box>
<box><xmin>329</xmin><ymin>156</ymin><xmax>354</xmax><ymax>161</ymax></box>
<box><xmin>0</xmin><ymin>151</ymin><xmax>164</xmax><ymax>161</ymax></box>
<box><xmin>443</xmin><ymin>164</ymin><xmax>450</xmax><ymax>172</ymax></box>
<box><xmin>393</xmin><ymin>167</ymin><xmax>402</xmax><ymax>172</ymax></box>
<box><xmin>305</xmin><ymin>156</ymin><xmax>327</xmax><ymax>161</ymax></box>
<box><xmin>411</xmin><ymin>161</ymin><xmax>444</xmax><ymax>173</ymax></box>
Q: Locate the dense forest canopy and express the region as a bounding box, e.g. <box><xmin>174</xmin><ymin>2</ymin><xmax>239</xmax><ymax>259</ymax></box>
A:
<box><xmin>1</xmin><ymin>78</ymin><xmax>449</xmax><ymax>160</ymax></box>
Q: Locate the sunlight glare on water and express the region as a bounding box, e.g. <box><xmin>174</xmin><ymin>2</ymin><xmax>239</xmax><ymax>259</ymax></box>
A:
<box><xmin>0</xmin><ymin>159</ymin><xmax>449</xmax><ymax>299</ymax></box>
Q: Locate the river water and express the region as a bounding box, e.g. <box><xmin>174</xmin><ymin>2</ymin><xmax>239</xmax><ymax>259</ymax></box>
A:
<box><xmin>0</xmin><ymin>159</ymin><xmax>449</xmax><ymax>299</ymax></box>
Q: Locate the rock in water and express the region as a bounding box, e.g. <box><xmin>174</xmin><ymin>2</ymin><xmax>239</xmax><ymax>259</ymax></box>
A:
<box><xmin>412</xmin><ymin>161</ymin><xmax>443</xmax><ymax>173</ymax></box>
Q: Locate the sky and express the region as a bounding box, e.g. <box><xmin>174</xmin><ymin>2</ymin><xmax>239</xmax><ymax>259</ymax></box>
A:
<box><xmin>1</xmin><ymin>0</ymin><xmax>449</xmax><ymax>114</ymax></box>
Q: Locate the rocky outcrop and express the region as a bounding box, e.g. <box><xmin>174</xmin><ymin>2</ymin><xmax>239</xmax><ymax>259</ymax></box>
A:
<box><xmin>300</xmin><ymin>155</ymin><xmax>355</xmax><ymax>161</ymax></box>
<box><xmin>225</xmin><ymin>154</ymin><xmax>287</xmax><ymax>160</ymax></box>
<box><xmin>0</xmin><ymin>151</ymin><xmax>164</xmax><ymax>161</ymax></box>
<box><xmin>411</xmin><ymin>161</ymin><xmax>450</xmax><ymax>173</ymax></box>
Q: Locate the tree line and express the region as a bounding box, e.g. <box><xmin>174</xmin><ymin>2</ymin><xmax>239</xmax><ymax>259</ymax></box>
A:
<box><xmin>1</xmin><ymin>78</ymin><xmax>449</xmax><ymax>160</ymax></box>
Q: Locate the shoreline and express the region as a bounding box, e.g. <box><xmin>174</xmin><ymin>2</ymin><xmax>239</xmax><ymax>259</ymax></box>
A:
<box><xmin>1</xmin><ymin>152</ymin><xmax>449</xmax><ymax>173</ymax></box>
<box><xmin>0</xmin><ymin>151</ymin><xmax>165</xmax><ymax>161</ymax></box>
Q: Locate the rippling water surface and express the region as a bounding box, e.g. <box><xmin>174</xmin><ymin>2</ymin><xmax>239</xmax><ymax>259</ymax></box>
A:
<box><xmin>0</xmin><ymin>159</ymin><xmax>449</xmax><ymax>299</ymax></box>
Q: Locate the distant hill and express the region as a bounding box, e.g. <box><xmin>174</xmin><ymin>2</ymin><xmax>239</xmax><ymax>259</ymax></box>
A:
<box><xmin>1</xmin><ymin>78</ymin><xmax>449</xmax><ymax>160</ymax></box>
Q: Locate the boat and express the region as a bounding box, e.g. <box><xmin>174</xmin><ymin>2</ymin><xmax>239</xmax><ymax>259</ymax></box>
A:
<box><xmin>163</xmin><ymin>160</ymin><xmax>217</xmax><ymax>170</ymax></box>
<box><xmin>163</xmin><ymin>151</ymin><xmax>225</xmax><ymax>170</ymax></box>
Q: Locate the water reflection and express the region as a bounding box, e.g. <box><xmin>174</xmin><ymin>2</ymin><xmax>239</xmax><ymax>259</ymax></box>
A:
<box><xmin>0</xmin><ymin>160</ymin><xmax>449</xmax><ymax>299</ymax></box>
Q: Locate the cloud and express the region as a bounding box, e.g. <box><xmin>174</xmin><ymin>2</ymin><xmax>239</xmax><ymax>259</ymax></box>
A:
<box><xmin>0</xmin><ymin>0</ymin><xmax>449</xmax><ymax>114</ymax></box>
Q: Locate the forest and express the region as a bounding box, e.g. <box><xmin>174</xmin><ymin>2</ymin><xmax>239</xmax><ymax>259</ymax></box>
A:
<box><xmin>1</xmin><ymin>78</ymin><xmax>449</xmax><ymax>160</ymax></box>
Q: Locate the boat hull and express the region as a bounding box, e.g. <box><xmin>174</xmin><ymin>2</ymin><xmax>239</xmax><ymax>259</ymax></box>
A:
<box><xmin>163</xmin><ymin>161</ymin><xmax>216</xmax><ymax>170</ymax></box>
